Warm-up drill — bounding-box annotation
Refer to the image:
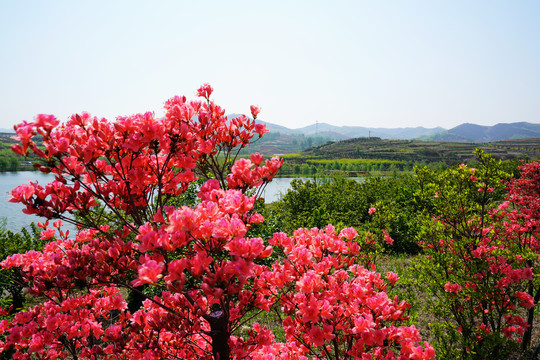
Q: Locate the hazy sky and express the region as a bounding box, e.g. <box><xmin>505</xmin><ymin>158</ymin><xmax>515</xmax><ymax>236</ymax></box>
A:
<box><xmin>1</xmin><ymin>1</ymin><xmax>539</xmax><ymax>131</ymax></box>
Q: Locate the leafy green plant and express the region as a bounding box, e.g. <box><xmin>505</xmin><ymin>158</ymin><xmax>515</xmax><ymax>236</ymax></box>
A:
<box><xmin>412</xmin><ymin>150</ymin><xmax>532</xmax><ymax>359</ymax></box>
<box><xmin>0</xmin><ymin>220</ymin><xmax>43</xmax><ymax>313</ymax></box>
<box><xmin>273</xmin><ymin>174</ymin><xmax>424</xmax><ymax>254</ymax></box>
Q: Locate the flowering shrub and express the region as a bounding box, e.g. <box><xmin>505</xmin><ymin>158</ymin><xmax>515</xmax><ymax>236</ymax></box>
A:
<box><xmin>1</xmin><ymin>85</ymin><xmax>433</xmax><ymax>359</ymax></box>
<box><xmin>494</xmin><ymin>160</ymin><xmax>540</xmax><ymax>349</ymax></box>
<box><xmin>260</xmin><ymin>226</ymin><xmax>434</xmax><ymax>359</ymax></box>
<box><xmin>413</xmin><ymin>150</ymin><xmax>540</xmax><ymax>358</ymax></box>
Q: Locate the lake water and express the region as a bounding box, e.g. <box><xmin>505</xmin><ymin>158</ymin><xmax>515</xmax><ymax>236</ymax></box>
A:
<box><xmin>260</xmin><ymin>177</ymin><xmax>302</xmax><ymax>203</ymax></box>
<box><xmin>0</xmin><ymin>172</ymin><xmax>301</xmax><ymax>232</ymax></box>
<box><xmin>0</xmin><ymin>171</ymin><xmax>58</xmax><ymax>232</ymax></box>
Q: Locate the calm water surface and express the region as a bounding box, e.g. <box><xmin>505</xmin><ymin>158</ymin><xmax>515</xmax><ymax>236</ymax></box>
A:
<box><xmin>260</xmin><ymin>177</ymin><xmax>301</xmax><ymax>203</ymax></box>
<box><xmin>0</xmin><ymin>171</ymin><xmax>57</xmax><ymax>232</ymax></box>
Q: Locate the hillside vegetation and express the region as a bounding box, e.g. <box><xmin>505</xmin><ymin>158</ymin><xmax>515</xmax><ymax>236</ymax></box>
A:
<box><xmin>269</xmin><ymin>137</ymin><xmax>540</xmax><ymax>176</ymax></box>
<box><xmin>0</xmin><ymin>133</ymin><xmax>30</xmax><ymax>171</ymax></box>
<box><xmin>304</xmin><ymin>137</ymin><xmax>540</xmax><ymax>164</ymax></box>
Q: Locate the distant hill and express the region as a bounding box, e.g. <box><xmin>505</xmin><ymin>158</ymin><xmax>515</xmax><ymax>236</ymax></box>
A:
<box><xmin>256</xmin><ymin>120</ymin><xmax>299</xmax><ymax>136</ymax></box>
<box><xmin>294</xmin><ymin>122</ymin><xmax>445</xmax><ymax>140</ymax></box>
<box><xmin>240</xmin><ymin>130</ymin><xmax>338</xmax><ymax>155</ymax></box>
<box><xmin>258</xmin><ymin>120</ymin><xmax>540</xmax><ymax>143</ymax></box>
<box><xmin>427</xmin><ymin>122</ymin><xmax>540</xmax><ymax>142</ymax></box>
<box><xmin>226</xmin><ymin>116</ymin><xmax>343</xmax><ymax>155</ymax></box>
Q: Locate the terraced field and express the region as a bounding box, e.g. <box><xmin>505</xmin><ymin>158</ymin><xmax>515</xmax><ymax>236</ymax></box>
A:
<box><xmin>302</xmin><ymin>137</ymin><xmax>540</xmax><ymax>165</ymax></box>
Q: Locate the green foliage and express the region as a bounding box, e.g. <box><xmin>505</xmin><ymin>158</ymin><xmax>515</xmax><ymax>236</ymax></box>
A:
<box><xmin>0</xmin><ymin>221</ymin><xmax>44</xmax><ymax>313</ymax></box>
<box><xmin>412</xmin><ymin>150</ymin><xmax>518</xmax><ymax>359</ymax></box>
<box><xmin>0</xmin><ymin>134</ymin><xmax>43</xmax><ymax>171</ymax></box>
<box><xmin>273</xmin><ymin>176</ymin><xmax>362</xmax><ymax>233</ymax></box>
<box><xmin>272</xmin><ymin>174</ymin><xmax>424</xmax><ymax>254</ymax></box>
<box><xmin>279</xmin><ymin>156</ymin><xmax>413</xmax><ymax>176</ymax></box>
<box><xmin>366</xmin><ymin>180</ymin><xmax>423</xmax><ymax>254</ymax></box>
<box><xmin>0</xmin><ymin>149</ymin><xmax>23</xmax><ymax>171</ymax></box>
<box><xmin>164</xmin><ymin>179</ymin><xmax>203</xmax><ymax>208</ymax></box>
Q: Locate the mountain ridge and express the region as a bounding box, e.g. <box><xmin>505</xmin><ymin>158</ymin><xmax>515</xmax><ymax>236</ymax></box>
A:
<box><xmin>256</xmin><ymin>120</ymin><xmax>540</xmax><ymax>143</ymax></box>
<box><xmin>425</xmin><ymin>122</ymin><xmax>540</xmax><ymax>142</ymax></box>
<box><xmin>292</xmin><ymin>122</ymin><xmax>446</xmax><ymax>140</ymax></box>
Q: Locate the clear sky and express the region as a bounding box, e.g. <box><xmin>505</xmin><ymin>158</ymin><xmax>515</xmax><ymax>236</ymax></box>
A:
<box><xmin>1</xmin><ymin>1</ymin><xmax>539</xmax><ymax>131</ymax></box>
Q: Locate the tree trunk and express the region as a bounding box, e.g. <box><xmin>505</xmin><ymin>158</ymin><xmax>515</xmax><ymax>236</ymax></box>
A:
<box><xmin>8</xmin><ymin>271</ymin><xmax>24</xmax><ymax>315</ymax></box>
<box><xmin>127</xmin><ymin>285</ymin><xmax>147</xmax><ymax>313</ymax></box>
<box><xmin>522</xmin><ymin>286</ymin><xmax>540</xmax><ymax>351</ymax></box>
<box><xmin>206</xmin><ymin>310</ymin><xmax>230</xmax><ymax>360</ymax></box>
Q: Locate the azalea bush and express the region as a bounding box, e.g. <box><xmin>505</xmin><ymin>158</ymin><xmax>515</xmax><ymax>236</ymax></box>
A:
<box><xmin>413</xmin><ymin>151</ymin><xmax>540</xmax><ymax>359</ymax></box>
<box><xmin>497</xmin><ymin>159</ymin><xmax>540</xmax><ymax>350</ymax></box>
<box><xmin>0</xmin><ymin>85</ymin><xmax>433</xmax><ymax>359</ymax></box>
<box><xmin>261</xmin><ymin>226</ymin><xmax>433</xmax><ymax>359</ymax></box>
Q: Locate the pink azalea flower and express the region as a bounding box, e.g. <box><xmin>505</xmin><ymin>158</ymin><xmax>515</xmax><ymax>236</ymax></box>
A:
<box><xmin>133</xmin><ymin>260</ymin><xmax>164</xmax><ymax>286</ymax></box>
<box><xmin>250</xmin><ymin>105</ymin><xmax>261</xmax><ymax>119</ymax></box>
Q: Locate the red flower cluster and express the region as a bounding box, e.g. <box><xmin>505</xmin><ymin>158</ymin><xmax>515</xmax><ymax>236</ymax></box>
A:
<box><xmin>257</xmin><ymin>226</ymin><xmax>435</xmax><ymax>359</ymax></box>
